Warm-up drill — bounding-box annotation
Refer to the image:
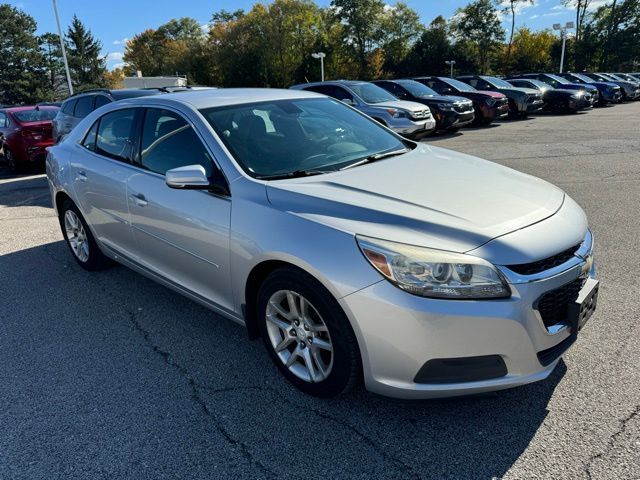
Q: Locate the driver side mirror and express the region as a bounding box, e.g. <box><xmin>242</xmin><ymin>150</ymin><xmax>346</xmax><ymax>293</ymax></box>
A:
<box><xmin>340</xmin><ymin>98</ymin><xmax>356</xmax><ymax>106</ymax></box>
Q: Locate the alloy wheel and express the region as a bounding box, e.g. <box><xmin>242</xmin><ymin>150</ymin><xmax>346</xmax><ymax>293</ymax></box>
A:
<box><xmin>64</xmin><ymin>210</ymin><xmax>89</xmax><ymax>263</ymax></box>
<box><xmin>265</xmin><ymin>290</ymin><xmax>334</xmax><ymax>383</ymax></box>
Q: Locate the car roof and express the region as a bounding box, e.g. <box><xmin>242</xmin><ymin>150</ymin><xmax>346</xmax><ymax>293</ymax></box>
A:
<box><xmin>117</xmin><ymin>88</ymin><xmax>323</xmax><ymax>109</ymax></box>
<box><xmin>293</xmin><ymin>80</ymin><xmax>368</xmax><ymax>88</ymax></box>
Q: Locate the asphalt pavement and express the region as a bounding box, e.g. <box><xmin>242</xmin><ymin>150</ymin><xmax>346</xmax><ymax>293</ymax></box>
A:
<box><xmin>0</xmin><ymin>102</ymin><xmax>638</xmax><ymax>479</ymax></box>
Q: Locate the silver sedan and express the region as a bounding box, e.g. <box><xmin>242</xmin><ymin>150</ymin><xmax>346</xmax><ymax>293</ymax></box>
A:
<box><xmin>46</xmin><ymin>88</ymin><xmax>599</xmax><ymax>399</ymax></box>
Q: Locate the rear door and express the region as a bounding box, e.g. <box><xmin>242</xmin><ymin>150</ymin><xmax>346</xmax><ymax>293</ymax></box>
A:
<box><xmin>72</xmin><ymin>108</ymin><xmax>139</xmax><ymax>257</ymax></box>
<box><xmin>126</xmin><ymin>107</ymin><xmax>233</xmax><ymax>311</ymax></box>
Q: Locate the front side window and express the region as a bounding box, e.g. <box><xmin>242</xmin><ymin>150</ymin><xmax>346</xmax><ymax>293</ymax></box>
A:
<box><xmin>74</xmin><ymin>96</ymin><xmax>94</xmax><ymax>118</ymax></box>
<box><xmin>140</xmin><ymin>108</ymin><xmax>214</xmax><ymax>176</ymax></box>
<box><xmin>200</xmin><ymin>97</ymin><xmax>407</xmax><ymax>179</ymax></box>
<box><xmin>96</xmin><ymin>109</ymin><xmax>136</xmax><ymax>162</ymax></box>
<box><xmin>0</xmin><ymin>112</ymin><xmax>7</xmax><ymax>128</ymax></box>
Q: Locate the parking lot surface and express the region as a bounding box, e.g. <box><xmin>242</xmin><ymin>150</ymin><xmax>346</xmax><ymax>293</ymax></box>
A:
<box><xmin>1</xmin><ymin>103</ymin><xmax>639</xmax><ymax>479</ymax></box>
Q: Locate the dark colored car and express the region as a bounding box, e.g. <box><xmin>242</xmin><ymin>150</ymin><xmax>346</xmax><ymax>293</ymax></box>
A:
<box><xmin>0</xmin><ymin>106</ymin><xmax>59</xmax><ymax>171</ymax></box>
<box><xmin>414</xmin><ymin>76</ymin><xmax>509</xmax><ymax>125</ymax></box>
<box><xmin>372</xmin><ymin>79</ymin><xmax>475</xmax><ymax>131</ymax></box>
<box><xmin>557</xmin><ymin>72</ymin><xmax>622</xmax><ymax>104</ymax></box>
<box><xmin>508</xmin><ymin>73</ymin><xmax>598</xmax><ymax>107</ymax></box>
<box><xmin>456</xmin><ymin>75</ymin><xmax>543</xmax><ymax>118</ymax></box>
<box><xmin>506</xmin><ymin>78</ymin><xmax>591</xmax><ymax>112</ymax></box>
<box><xmin>582</xmin><ymin>73</ymin><xmax>640</xmax><ymax>101</ymax></box>
<box><xmin>52</xmin><ymin>88</ymin><xmax>163</xmax><ymax>142</ymax></box>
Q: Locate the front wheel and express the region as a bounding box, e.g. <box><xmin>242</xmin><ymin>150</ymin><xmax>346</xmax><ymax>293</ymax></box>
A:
<box><xmin>59</xmin><ymin>199</ymin><xmax>112</xmax><ymax>271</ymax></box>
<box><xmin>257</xmin><ymin>267</ymin><xmax>361</xmax><ymax>397</ymax></box>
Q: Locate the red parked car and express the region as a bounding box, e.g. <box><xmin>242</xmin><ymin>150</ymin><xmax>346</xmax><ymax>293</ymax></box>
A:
<box><xmin>0</xmin><ymin>105</ymin><xmax>59</xmax><ymax>172</ymax></box>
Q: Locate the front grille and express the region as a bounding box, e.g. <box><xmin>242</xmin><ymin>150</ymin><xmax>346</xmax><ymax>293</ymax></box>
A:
<box><xmin>411</xmin><ymin>110</ymin><xmax>431</xmax><ymax>119</ymax></box>
<box><xmin>454</xmin><ymin>103</ymin><xmax>473</xmax><ymax>113</ymax></box>
<box><xmin>496</xmin><ymin>98</ymin><xmax>508</xmax><ymax>106</ymax></box>
<box><xmin>536</xmin><ymin>276</ymin><xmax>586</xmax><ymax>328</ymax></box>
<box><xmin>527</xmin><ymin>94</ymin><xmax>542</xmax><ymax>103</ymax></box>
<box><xmin>507</xmin><ymin>243</ymin><xmax>580</xmax><ymax>275</ymax></box>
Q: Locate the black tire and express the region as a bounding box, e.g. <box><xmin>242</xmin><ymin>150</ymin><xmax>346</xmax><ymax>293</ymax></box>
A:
<box><xmin>4</xmin><ymin>148</ymin><xmax>20</xmax><ymax>172</ymax></box>
<box><xmin>257</xmin><ymin>267</ymin><xmax>362</xmax><ymax>397</ymax></box>
<box><xmin>58</xmin><ymin>199</ymin><xmax>112</xmax><ymax>271</ymax></box>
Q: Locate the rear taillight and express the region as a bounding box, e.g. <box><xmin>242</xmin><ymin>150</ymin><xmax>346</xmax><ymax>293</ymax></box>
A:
<box><xmin>21</xmin><ymin>129</ymin><xmax>43</xmax><ymax>141</ymax></box>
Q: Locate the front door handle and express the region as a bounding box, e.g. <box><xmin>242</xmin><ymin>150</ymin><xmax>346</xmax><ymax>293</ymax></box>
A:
<box><xmin>76</xmin><ymin>170</ymin><xmax>87</xmax><ymax>181</ymax></box>
<box><xmin>130</xmin><ymin>192</ymin><xmax>148</xmax><ymax>207</ymax></box>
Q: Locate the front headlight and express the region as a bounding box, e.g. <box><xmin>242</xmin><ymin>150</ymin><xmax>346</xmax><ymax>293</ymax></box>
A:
<box><xmin>437</xmin><ymin>103</ymin><xmax>454</xmax><ymax>111</ymax></box>
<box><xmin>385</xmin><ymin>108</ymin><xmax>407</xmax><ymax>118</ymax></box>
<box><xmin>356</xmin><ymin>236</ymin><xmax>511</xmax><ymax>299</ymax></box>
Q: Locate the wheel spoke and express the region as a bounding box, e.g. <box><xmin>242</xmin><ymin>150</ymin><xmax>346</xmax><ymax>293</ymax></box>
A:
<box><xmin>266</xmin><ymin>314</ymin><xmax>291</xmax><ymax>332</ymax></box>
<box><xmin>269</xmin><ymin>300</ymin><xmax>292</xmax><ymax>320</ymax></box>
<box><xmin>308</xmin><ymin>323</ymin><xmax>328</xmax><ymax>333</ymax></box>
<box><xmin>301</xmin><ymin>347</ymin><xmax>317</xmax><ymax>382</ymax></box>
<box><xmin>285</xmin><ymin>346</ymin><xmax>300</xmax><ymax>367</ymax></box>
<box><xmin>311</xmin><ymin>337</ymin><xmax>332</xmax><ymax>352</ymax></box>
<box><xmin>286</xmin><ymin>291</ymin><xmax>300</xmax><ymax>319</ymax></box>
<box><xmin>275</xmin><ymin>335</ymin><xmax>294</xmax><ymax>352</ymax></box>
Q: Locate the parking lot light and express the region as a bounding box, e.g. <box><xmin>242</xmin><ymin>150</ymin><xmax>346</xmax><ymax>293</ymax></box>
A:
<box><xmin>52</xmin><ymin>0</ymin><xmax>74</xmax><ymax>95</ymax></box>
<box><xmin>311</xmin><ymin>52</ymin><xmax>326</xmax><ymax>82</ymax></box>
<box><xmin>445</xmin><ymin>60</ymin><xmax>456</xmax><ymax>78</ymax></box>
<box><xmin>553</xmin><ymin>22</ymin><xmax>575</xmax><ymax>74</ymax></box>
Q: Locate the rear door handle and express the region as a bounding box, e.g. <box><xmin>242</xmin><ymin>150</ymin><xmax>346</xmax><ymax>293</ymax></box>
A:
<box><xmin>130</xmin><ymin>192</ymin><xmax>148</xmax><ymax>207</ymax></box>
<box><xmin>76</xmin><ymin>170</ymin><xmax>87</xmax><ymax>181</ymax></box>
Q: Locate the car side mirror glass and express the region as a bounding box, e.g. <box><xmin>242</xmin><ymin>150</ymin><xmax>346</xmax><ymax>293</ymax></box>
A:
<box><xmin>166</xmin><ymin>164</ymin><xmax>211</xmax><ymax>190</ymax></box>
<box><xmin>340</xmin><ymin>98</ymin><xmax>356</xmax><ymax>106</ymax></box>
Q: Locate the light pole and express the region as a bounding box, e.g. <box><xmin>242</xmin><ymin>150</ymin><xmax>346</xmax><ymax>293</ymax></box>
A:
<box><xmin>445</xmin><ymin>60</ymin><xmax>456</xmax><ymax>78</ymax></box>
<box><xmin>553</xmin><ymin>22</ymin><xmax>575</xmax><ymax>74</ymax></box>
<box><xmin>52</xmin><ymin>0</ymin><xmax>73</xmax><ymax>95</ymax></box>
<box><xmin>311</xmin><ymin>52</ymin><xmax>326</xmax><ymax>82</ymax></box>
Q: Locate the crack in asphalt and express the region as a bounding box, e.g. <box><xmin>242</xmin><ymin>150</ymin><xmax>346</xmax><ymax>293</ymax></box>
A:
<box><xmin>199</xmin><ymin>385</ymin><xmax>421</xmax><ymax>479</ymax></box>
<box><xmin>122</xmin><ymin>306</ymin><xmax>278</xmax><ymax>480</ymax></box>
<box><xmin>584</xmin><ymin>404</ymin><xmax>640</xmax><ymax>479</ymax></box>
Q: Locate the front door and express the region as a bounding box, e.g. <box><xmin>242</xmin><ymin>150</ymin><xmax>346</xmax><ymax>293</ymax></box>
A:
<box><xmin>126</xmin><ymin>107</ymin><xmax>233</xmax><ymax>311</ymax></box>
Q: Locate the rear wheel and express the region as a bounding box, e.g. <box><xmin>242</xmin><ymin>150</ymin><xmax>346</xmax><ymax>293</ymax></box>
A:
<box><xmin>4</xmin><ymin>149</ymin><xmax>19</xmax><ymax>172</ymax></box>
<box><xmin>59</xmin><ymin>199</ymin><xmax>112</xmax><ymax>271</ymax></box>
<box><xmin>257</xmin><ymin>267</ymin><xmax>361</xmax><ymax>397</ymax></box>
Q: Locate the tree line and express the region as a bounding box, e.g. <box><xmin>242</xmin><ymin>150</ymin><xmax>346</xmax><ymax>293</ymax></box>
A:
<box><xmin>1</xmin><ymin>0</ymin><xmax>638</xmax><ymax>105</ymax></box>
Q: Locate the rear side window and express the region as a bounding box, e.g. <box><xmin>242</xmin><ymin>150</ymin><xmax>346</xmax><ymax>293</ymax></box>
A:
<box><xmin>140</xmin><ymin>108</ymin><xmax>213</xmax><ymax>176</ymax></box>
<box><xmin>62</xmin><ymin>99</ymin><xmax>77</xmax><ymax>114</ymax></box>
<box><xmin>96</xmin><ymin>109</ymin><xmax>136</xmax><ymax>162</ymax></box>
<box><xmin>94</xmin><ymin>95</ymin><xmax>110</xmax><ymax>109</ymax></box>
<box><xmin>81</xmin><ymin>121</ymin><xmax>99</xmax><ymax>152</ymax></box>
<box><xmin>74</xmin><ymin>96</ymin><xmax>94</xmax><ymax>118</ymax></box>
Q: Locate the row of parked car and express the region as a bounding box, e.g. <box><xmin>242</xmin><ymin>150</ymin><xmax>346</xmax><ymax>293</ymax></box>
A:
<box><xmin>1</xmin><ymin>72</ymin><xmax>639</xmax><ymax>171</ymax></box>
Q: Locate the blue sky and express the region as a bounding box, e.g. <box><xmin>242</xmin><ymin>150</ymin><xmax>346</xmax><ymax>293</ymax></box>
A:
<box><xmin>8</xmin><ymin>0</ymin><xmax>597</xmax><ymax>70</ymax></box>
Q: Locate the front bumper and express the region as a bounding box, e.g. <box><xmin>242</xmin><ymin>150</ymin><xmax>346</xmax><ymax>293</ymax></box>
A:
<box><xmin>391</xmin><ymin>117</ymin><xmax>436</xmax><ymax>139</ymax></box>
<box><xmin>525</xmin><ymin>100</ymin><xmax>545</xmax><ymax>113</ymax></box>
<box><xmin>436</xmin><ymin>110</ymin><xmax>475</xmax><ymax>130</ymax></box>
<box><xmin>339</xmin><ymin>238</ymin><xmax>596</xmax><ymax>399</ymax></box>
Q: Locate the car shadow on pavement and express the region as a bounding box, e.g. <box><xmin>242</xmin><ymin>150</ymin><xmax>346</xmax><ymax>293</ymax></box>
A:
<box><xmin>1</xmin><ymin>237</ymin><xmax>566</xmax><ymax>479</ymax></box>
<box><xmin>0</xmin><ymin>173</ymin><xmax>50</xmax><ymax>209</ymax></box>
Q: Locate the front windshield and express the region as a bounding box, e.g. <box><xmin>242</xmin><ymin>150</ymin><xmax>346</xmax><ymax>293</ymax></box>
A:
<box><xmin>200</xmin><ymin>98</ymin><xmax>407</xmax><ymax>179</ymax></box>
<box><xmin>348</xmin><ymin>83</ymin><xmax>397</xmax><ymax>104</ymax></box>
<box><xmin>396</xmin><ymin>80</ymin><xmax>438</xmax><ymax>97</ymax></box>
<box><xmin>13</xmin><ymin>109</ymin><xmax>58</xmax><ymax>122</ymax></box>
<box><xmin>545</xmin><ymin>74</ymin><xmax>569</xmax><ymax>84</ymax></box>
<box><xmin>483</xmin><ymin>77</ymin><xmax>513</xmax><ymax>88</ymax></box>
<box><xmin>444</xmin><ymin>78</ymin><xmax>477</xmax><ymax>92</ymax></box>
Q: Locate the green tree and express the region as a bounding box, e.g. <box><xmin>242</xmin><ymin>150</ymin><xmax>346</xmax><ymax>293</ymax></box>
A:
<box><xmin>380</xmin><ymin>2</ymin><xmax>424</xmax><ymax>75</ymax></box>
<box><xmin>506</xmin><ymin>28</ymin><xmax>557</xmax><ymax>73</ymax></box>
<box><xmin>503</xmin><ymin>0</ymin><xmax>534</xmax><ymax>54</ymax></box>
<box><xmin>39</xmin><ymin>33</ymin><xmax>67</xmax><ymax>100</ymax></box>
<box><xmin>66</xmin><ymin>15</ymin><xmax>107</xmax><ymax>90</ymax></box>
<box><xmin>405</xmin><ymin>16</ymin><xmax>453</xmax><ymax>76</ymax></box>
<box><xmin>330</xmin><ymin>0</ymin><xmax>386</xmax><ymax>78</ymax></box>
<box><xmin>0</xmin><ymin>4</ymin><xmax>48</xmax><ymax>104</ymax></box>
<box><xmin>451</xmin><ymin>0</ymin><xmax>505</xmax><ymax>73</ymax></box>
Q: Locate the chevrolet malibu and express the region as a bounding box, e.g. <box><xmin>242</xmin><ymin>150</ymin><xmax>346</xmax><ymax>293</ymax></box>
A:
<box><xmin>46</xmin><ymin>89</ymin><xmax>598</xmax><ymax>399</ymax></box>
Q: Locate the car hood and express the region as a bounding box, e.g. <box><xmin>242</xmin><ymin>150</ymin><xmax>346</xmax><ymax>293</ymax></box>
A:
<box><xmin>413</xmin><ymin>94</ymin><xmax>471</xmax><ymax>104</ymax></box>
<box><xmin>477</xmin><ymin>90</ymin><xmax>507</xmax><ymax>99</ymax></box>
<box><xmin>368</xmin><ymin>99</ymin><xmax>431</xmax><ymax>113</ymax></box>
<box><xmin>498</xmin><ymin>86</ymin><xmax>539</xmax><ymax>96</ymax></box>
<box><xmin>265</xmin><ymin>144</ymin><xmax>565</xmax><ymax>253</ymax></box>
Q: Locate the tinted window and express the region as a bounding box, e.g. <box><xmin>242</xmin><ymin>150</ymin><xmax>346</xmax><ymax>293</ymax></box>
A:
<box><xmin>74</xmin><ymin>96</ymin><xmax>94</xmax><ymax>118</ymax></box>
<box><xmin>140</xmin><ymin>108</ymin><xmax>213</xmax><ymax>176</ymax></box>
<box><xmin>200</xmin><ymin>98</ymin><xmax>407</xmax><ymax>178</ymax></box>
<box><xmin>378</xmin><ymin>82</ymin><xmax>408</xmax><ymax>98</ymax></box>
<box><xmin>96</xmin><ymin>109</ymin><xmax>136</xmax><ymax>162</ymax></box>
<box><xmin>62</xmin><ymin>99</ymin><xmax>77</xmax><ymax>114</ymax></box>
<box><xmin>13</xmin><ymin>109</ymin><xmax>58</xmax><ymax>122</ymax></box>
<box><xmin>94</xmin><ymin>95</ymin><xmax>110</xmax><ymax>109</ymax></box>
<box><xmin>0</xmin><ymin>112</ymin><xmax>7</xmax><ymax>128</ymax></box>
<box><xmin>304</xmin><ymin>85</ymin><xmax>332</xmax><ymax>96</ymax></box>
<box><xmin>82</xmin><ymin>121</ymin><xmax>99</xmax><ymax>152</ymax></box>
<box><xmin>396</xmin><ymin>80</ymin><xmax>437</xmax><ymax>97</ymax></box>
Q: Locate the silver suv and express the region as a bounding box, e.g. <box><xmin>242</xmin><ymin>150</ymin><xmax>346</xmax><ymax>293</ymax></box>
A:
<box><xmin>52</xmin><ymin>88</ymin><xmax>163</xmax><ymax>142</ymax></box>
<box><xmin>47</xmin><ymin>89</ymin><xmax>598</xmax><ymax>399</ymax></box>
<box><xmin>291</xmin><ymin>80</ymin><xmax>436</xmax><ymax>139</ymax></box>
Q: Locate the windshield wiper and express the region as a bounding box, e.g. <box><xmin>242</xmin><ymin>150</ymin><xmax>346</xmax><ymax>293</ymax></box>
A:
<box><xmin>255</xmin><ymin>169</ymin><xmax>330</xmax><ymax>180</ymax></box>
<box><xmin>340</xmin><ymin>148</ymin><xmax>410</xmax><ymax>171</ymax></box>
